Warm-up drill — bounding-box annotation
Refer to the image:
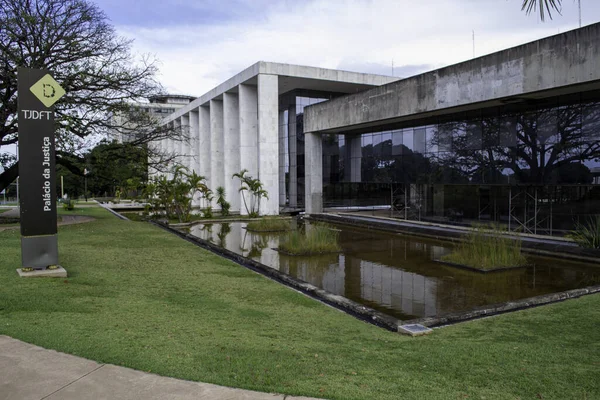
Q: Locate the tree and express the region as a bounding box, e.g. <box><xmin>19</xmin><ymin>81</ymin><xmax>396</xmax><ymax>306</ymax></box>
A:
<box><xmin>232</xmin><ymin>169</ymin><xmax>268</xmax><ymax>217</ymax></box>
<box><xmin>86</xmin><ymin>140</ymin><xmax>148</xmax><ymax>197</ymax></box>
<box><xmin>0</xmin><ymin>0</ymin><xmax>184</xmax><ymax>192</ymax></box>
<box><xmin>429</xmin><ymin>103</ymin><xmax>600</xmax><ymax>185</ymax></box>
<box><xmin>52</xmin><ymin>139</ymin><xmax>148</xmax><ymax>198</ymax></box>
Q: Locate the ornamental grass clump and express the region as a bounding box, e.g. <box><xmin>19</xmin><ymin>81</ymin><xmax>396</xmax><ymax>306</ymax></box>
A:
<box><xmin>279</xmin><ymin>224</ymin><xmax>341</xmax><ymax>255</ymax></box>
<box><xmin>568</xmin><ymin>215</ymin><xmax>600</xmax><ymax>249</ymax></box>
<box><xmin>442</xmin><ymin>224</ymin><xmax>527</xmax><ymax>270</ymax></box>
<box><xmin>246</xmin><ymin>218</ymin><xmax>290</xmax><ymax>232</ymax></box>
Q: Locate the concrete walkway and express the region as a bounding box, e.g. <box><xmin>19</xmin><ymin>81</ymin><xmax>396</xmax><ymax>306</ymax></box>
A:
<box><xmin>0</xmin><ymin>212</ymin><xmax>94</xmax><ymax>232</ymax></box>
<box><xmin>0</xmin><ymin>336</ymin><xmax>320</xmax><ymax>400</ymax></box>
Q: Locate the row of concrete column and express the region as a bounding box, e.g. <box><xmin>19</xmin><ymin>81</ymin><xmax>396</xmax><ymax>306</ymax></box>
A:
<box><xmin>153</xmin><ymin>74</ymin><xmax>280</xmax><ymax>215</ymax></box>
<box><xmin>152</xmin><ymin>115</ymin><xmax>367</xmax><ymax>216</ymax></box>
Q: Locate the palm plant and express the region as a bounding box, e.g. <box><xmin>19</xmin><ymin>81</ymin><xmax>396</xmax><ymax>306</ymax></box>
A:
<box><xmin>521</xmin><ymin>0</ymin><xmax>564</xmax><ymax>21</ymax></box>
<box><xmin>232</xmin><ymin>169</ymin><xmax>250</xmax><ymax>215</ymax></box>
<box><xmin>186</xmin><ymin>170</ymin><xmax>213</xmax><ymax>218</ymax></box>
<box><xmin>245</xmin><ymin>177</ymin><xmax>268</xmax><ymax>218</ymax></box>
<box><xmin>232</xmin><ymin>169</ymin><xmax>268</xmax><ymax>217</ymax></box>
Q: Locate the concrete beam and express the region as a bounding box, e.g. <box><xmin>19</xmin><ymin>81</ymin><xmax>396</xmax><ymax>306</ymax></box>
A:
<box><xmin>304</xmin><ymin>23</ymin><xmax>600</xmax><ymax>134</ymax></box>
<box><xmin>162</xmin><ymin>61</ymin><xmax>397</xmax><ymax>124</ymax></box>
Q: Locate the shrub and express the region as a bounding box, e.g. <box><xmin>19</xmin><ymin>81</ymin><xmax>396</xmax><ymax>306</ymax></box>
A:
<box><xmin>279</xmin><ymin>224</ymin><xmax>341</xmax><ymax>255</ymax></box>
<box><xmin>62</xmin><ymin>200</ymin><xmax>76</xmax><ymax>211</ymax></box>
<box><xmin>442</xmin><ymin>224</ymin><xmax>527</xmax><ymax>270</ymax></box>
<box><xmin>144</xmin><ymin>167</ymin><xmax>212</xmax><ymax>223</ymax></box>
<box><xmin>568</xmin><ymin>215</ymin><xmax>600</xmax><ymax>249</ymax></box>
<box><xmin>246</xmin><ymin>218</ymin><xmax>290</xmax><ymax>232</ymax></box>
<box><xmin>216</xmin><ymin>186</ymin><xmax>230</xmax><ymax>217</ymax></box>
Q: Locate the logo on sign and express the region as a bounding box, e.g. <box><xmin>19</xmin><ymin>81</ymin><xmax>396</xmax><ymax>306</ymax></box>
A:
<box><xmin>29</xmin><ymin>74</ymin><xmax>65</xmax><ymax>107</ymax></box>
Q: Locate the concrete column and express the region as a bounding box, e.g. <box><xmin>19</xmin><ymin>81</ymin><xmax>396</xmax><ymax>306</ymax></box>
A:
<box><xmin>345</xmin><ymin>134</ymin><xmax>362</xmax><ymax>182</ymax></box>
<box><xmin>288</xmin><ymin>105</ymin><xmax>297</xmax><ymax>207</ymax></box>
<box><xmin>210</xmin><ymin>99</ymin><xmax>224</xmax><ymax>194</ymax></box>
<box><xmin>257</xmin><ymin>74</ymin><xmax>279</xmax><ymax>215</ymax></box>
<box><xmin>238</xmin><ymin>84</ymin><xmax>258</xmax><ymax>216</ymax></box>
<box><xmin>305</xmin><ymin>131</ymin><xmax>323</xmax><ymax>215</ymax></box>
<box><xmin>189</xmin><ymin>109</ymin><xmax>199</xmax><ymax>174</ymax></box>
<box><xmin>199</xmin><ymin>105</ymin><xmax>211</xmax><ymax>185</ymax></box>
<box><xmin>174</xmin><ymin>118</ymin><xmax>183</xmax><ymax>172</ymax></box>
<box><xmin>278</xmin><ymin>109</ymin><xmax>286</xmax><ymax>207</ymax></box>
<box><xmin>180</xmin><ymin>114</ymin><xmax>190</xmax><ymax>170</ymax></box>
<box><xmin>167</xmin><ymin>122</ymin><xmax>174</xmax><ymax>178</ymax></box>
<box><xmin>223</xmin><ymin>92</ymin><xmax>241</xmax><ymax>213</ymax></box>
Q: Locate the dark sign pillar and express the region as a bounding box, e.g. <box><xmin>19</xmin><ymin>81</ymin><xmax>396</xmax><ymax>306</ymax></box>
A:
<box><xmin>17</xmin><ymin>67</ymin><xmax>65</xmax><ymax>269</ymax></box>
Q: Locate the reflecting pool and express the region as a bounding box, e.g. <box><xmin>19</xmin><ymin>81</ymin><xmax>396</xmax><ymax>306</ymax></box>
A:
<box><xmin>188</xmin><ymin>220</ymin><xmax>600</xmax><ymax>320</ymax></box>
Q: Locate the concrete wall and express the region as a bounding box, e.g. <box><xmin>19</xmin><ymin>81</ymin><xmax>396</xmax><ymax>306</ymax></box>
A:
<box><xmin>304</xmin><ymin>23</ymin><xmax>600</xmax><ymax>134</ymax></box>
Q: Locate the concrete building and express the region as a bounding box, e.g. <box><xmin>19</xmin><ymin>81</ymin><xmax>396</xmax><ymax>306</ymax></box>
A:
<box><xmin>157</xmin><ymin>23</ymin><xmax>600</xmax><ymax>234</ymax></box>
<box><xmin>157</xmin><ymin>63</ymin><xmax>397</xmax><ymax>215</ymax></box>
<box><xmin>115</xmin><ymin>94</ymin><xmax>195</xmax><ymax>143</ymax></box>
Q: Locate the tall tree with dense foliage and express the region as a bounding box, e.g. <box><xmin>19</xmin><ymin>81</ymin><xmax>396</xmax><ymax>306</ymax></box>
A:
<box><xmin>0</xmin><ymin>0</ymin><xmax>183</xmax><ymax>192</ymax></box>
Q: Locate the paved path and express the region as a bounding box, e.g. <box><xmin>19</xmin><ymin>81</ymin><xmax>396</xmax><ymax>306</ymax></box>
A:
<box><xmin>0</xmin><ymin>207</ymin><xmax>19</xmax><ymax>218</ymax></box>
<box><xmin>0</xmin><ymin>336</ymin><xmax>321</xmax><ymax>400</ymax></box>
<box><xmin>0</xmin><ymin>214</ymin><xmax>94</xmax><ymax>232</ymax></box>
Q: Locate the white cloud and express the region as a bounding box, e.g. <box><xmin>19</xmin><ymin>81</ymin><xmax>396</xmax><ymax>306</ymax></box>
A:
<box><xmin>116</xmin><ymin>0</ymin><xmax>594</xmax><ymax>97</ymax></box>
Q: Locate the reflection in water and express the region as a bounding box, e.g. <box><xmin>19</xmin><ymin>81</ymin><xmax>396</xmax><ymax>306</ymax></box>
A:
<box><xmin>188</xmin><ymin>221</ymin><xmax>600</xmax><ymax>320</ymax></box>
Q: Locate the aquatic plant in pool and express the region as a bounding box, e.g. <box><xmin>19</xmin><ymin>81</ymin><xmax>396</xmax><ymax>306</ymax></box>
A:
<box><xmin>279</xmin><ymin>223</ymin><xmax>341</xmax><ymax>255</ymax></box>
<box><xmin>568</xmin><ymin>215</ymin><xmax>600</xmax><ymax>249</ymax></box>
<box><xmin>246</xmin><ymin>218</ymin><xmax>290</xmax><ymax>232</ymax></box>
<box><xmin>442</xmin><ymin>224</ymin><xmax>527</xmax><ymax>270</ymax></box>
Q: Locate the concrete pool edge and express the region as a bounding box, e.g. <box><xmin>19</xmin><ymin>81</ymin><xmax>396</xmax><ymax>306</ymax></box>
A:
<box><xmin>410</xmin><ymin>285</ymin><xmax>600</xmax><ymax>327</ymax></box>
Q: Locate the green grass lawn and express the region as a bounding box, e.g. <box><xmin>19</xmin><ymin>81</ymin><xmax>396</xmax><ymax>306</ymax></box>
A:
<box><xmin>1</xmin><ymin>206</ymin><xmax>599</xmax><ymax>399</ymax></box>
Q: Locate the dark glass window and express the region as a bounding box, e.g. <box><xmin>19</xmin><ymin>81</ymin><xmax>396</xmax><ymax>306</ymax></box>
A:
<box><xmin>414</xmin><ymin>127</ymin><xmax>426</xmax><ymax>154</ymax></box>
<box><xmin>392</xmin><ymin>130</ymin><xmax>403</xmax><ymax>155</ymax></box>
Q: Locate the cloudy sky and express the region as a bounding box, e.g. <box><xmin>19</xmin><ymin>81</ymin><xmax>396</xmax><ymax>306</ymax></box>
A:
<box><xmin>92</xmin><ymin>0</ymin><xmax>599</xmax><ymax>97</ymax></box>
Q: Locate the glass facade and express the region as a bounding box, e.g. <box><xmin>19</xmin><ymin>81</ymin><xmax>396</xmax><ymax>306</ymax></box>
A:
<box><xmin>279</xmin><ymin>93</ymin><xmax>329</xmax><ymax>207</ymax></box>
<box><xmin>316</xmin><ymin>91</ymin><xmax>600</xmax><ymax>235</ymax></box>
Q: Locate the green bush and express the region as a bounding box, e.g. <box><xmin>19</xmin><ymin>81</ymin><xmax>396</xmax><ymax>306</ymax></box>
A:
<box><xmin>144</xmin><ymin>167</ymin><xmax>212</xmax><ymax>223</ymax></box>
<box><xmin>279</xmin><ymin>224</ymin><xmax>341</xmax><ymax>255</ymax></box>
<box><xmin>568</xmin><ymin>215</ymin><xmax>600</xmax><ymax>249</ymax></box>
<box><xmin>442</xmin><ymin>224</ymin><xmax>527</xmax><ymax>270</ymax></box>
<box><xmin>62</xmin><ymin>200</ymin><xmax>76</xmax><ymax>211</ymax></box>
<box><xmin>216</xmin><ymin>186</ymin><xmax>230</xmax><ymax>217</ymax></box>
<box><xmin>246</xmin><ymin>218</ymin><xmax>290</xmax><ymax>232</ymax></box>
